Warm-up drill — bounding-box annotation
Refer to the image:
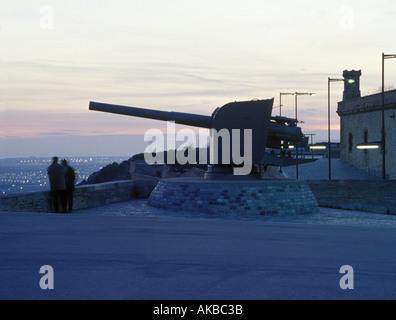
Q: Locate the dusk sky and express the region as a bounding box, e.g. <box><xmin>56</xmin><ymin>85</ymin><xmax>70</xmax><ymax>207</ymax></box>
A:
<box><xmin>1</xmin><ymin>0</ymin><xmax>395</xmax><ymax>157</ymax></box>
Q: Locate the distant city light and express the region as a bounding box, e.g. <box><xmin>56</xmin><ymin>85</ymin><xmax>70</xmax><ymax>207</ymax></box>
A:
<box><xmin>1</xmin><ymin>156</ymin><xmax>129</xmax><ymax>196</ymax></box>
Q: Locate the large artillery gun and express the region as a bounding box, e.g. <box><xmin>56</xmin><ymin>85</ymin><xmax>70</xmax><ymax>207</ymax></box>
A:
<box><xmin>89</xmin><ymin>99</ymin><xmax>315</xmax><ymax>179</ymax></box>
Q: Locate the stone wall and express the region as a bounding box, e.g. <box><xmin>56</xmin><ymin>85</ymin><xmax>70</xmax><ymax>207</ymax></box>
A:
<box><xmin>308</xmin><ymin>180</ymin><xmax>396</xmax><ymax>215</ymax></box>
<box><xmin>0</xmin><ymin>180</ymin><xmax>136</xmax><ymax>213</ymax></box>
<box><xmin>337</xmin><ymin>90</ymin><xmax>396</xmax><ymax>179</ymax></box>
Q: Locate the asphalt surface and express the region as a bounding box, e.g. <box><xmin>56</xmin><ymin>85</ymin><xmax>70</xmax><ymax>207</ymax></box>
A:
<box><xmin>1</xmin><ymin>201</ymin><xmax>396</xmax><ymax>300</ymax></box>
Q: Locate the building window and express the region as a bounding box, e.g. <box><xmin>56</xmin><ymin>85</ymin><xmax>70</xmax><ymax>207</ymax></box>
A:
<box><xmin>349</xmin><ymin>133</ymin><xmax>353</xmax><ymax>153</ymax></box>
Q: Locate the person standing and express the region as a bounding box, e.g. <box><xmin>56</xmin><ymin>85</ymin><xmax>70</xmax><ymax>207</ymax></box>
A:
<box><xmin>62</xmin><ymin>159</ymin><xmax>76</xmax><ymax>213</ymax></box>
<box><xmin>47</xmin><ymin>157</ymin><xmax>67</xmax><ymax>213</ymax></box>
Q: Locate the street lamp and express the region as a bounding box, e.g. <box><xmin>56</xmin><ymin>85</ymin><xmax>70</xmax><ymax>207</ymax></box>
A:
<box><xmin>305</xmin><ymin>133</ymin><xmax>316</xmax><ymax>145</ymax></box>
<box><xmin>381</xmin><ymin>53</ymin><xmax>396</xmax><ymax>180</ymax></box>
<box><xmin>328</xmin><ymin>78</ymin><xmax>345</xmax><ymax>180</ymax></box>
<box><xmin>294</xmin><ymin>92</ymin><xmax>316</xmax><ymax>122</ymax></box>
<box><xmin>279</xmin><ymin>93</ymin><xmax>294</xmax><ymax>117</ymax></box>
<box><xmin>293</xmin><ymin>92</ymin><xmax>316</xmax><ymax>179</ymax></box>
<box><xmin>306</xmin><ymin>133</ymin><xmax>317</xmax><ymax>159</ymax></box>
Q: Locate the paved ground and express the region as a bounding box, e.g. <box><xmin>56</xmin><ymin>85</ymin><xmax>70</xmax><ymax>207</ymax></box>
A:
<box><xmin>1</xmin><ymin>201</ymin><xmax>396</xmax><ymax>300</ymax></box>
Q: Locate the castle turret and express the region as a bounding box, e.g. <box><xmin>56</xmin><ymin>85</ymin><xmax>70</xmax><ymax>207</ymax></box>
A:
<box><xmin>343</xmin><ymin>70</ymin><xmax>362</xmax><ymax>101</ymax></box>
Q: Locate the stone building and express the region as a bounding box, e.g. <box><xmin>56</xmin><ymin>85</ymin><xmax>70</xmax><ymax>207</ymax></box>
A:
<box><xmin>337</xmin><ymin>70</ymin><xmax>396</xmax><ymax>179</ymax></box>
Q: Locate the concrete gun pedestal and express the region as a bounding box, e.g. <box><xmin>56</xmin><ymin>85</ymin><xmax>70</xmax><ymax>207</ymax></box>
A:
<box><xmin>148</xmin><ymin>178</ymin><xmax>319</xmax><ymax>216</ymax></box>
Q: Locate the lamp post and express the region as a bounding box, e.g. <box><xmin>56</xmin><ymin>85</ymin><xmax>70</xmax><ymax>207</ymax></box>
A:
<box><xmin>279</xmin><ymin>93</ymin><xmax>294</xmax><ymax>117</ymax></box>
<box><xmin>305</xmin><ymin>133</ymin><xmax>316</xmax><ymax>145</ymax></box>
<box><xmin>293</xmin><ymin>92</ymin><xmax>316</xmax><ymax>179</ymax></box>
<box><xmin>328</xmin><ymin>78</ymin><xmax>345</xmax><ymax>180</ymax></box>
<box><xmin>306</xmin><ymin>133</ymin><xmax>317</xmax><ymax>159</ymax></box>
<box><xmin>294</xmin><ymin>92</ymin><xmax>316</xmax><ymax>122</ymax></box>
<box><xmin>381</xmin><ymin>53</ymin><xmax>396</xmax><ymax>180</ymax></box>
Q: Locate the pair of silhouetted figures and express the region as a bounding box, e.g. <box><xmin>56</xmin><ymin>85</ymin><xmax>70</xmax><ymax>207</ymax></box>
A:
<box><xmin>47</xmin><ymin>157</ymin><xmax>76</xmax><ymax>213</ymax></box>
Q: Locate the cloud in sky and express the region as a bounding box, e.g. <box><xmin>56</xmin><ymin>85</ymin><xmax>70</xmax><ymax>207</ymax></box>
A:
<box><xmin>1</xmin><ymin>0</ymin><xmax>395</xmax><ymax>156</ymax></box>
<box><xmin>0</xmin><ymin>109</ymin><xmax>169</xmax><ymax>138</ymax></box>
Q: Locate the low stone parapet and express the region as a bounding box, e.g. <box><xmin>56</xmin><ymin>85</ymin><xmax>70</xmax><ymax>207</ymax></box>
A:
<box><xmin>307</xmin><ymin>180</ymin><xmax>396</xmax><ymax>215</ymax></box>
<box><xmin>0</xmin><ymin>180</ymin><xmax>135</xmax><ymax>213</ymax></box>
<box><xmin>2</xmin><ymin>178</ymin><xmax>395</xmax><ymax>216</ymax></box>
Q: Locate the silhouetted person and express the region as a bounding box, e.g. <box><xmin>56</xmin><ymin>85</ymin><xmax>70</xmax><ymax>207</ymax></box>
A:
<box><xmin>62</xmin><ymin>159</ymin><xmax>76</xmax><ymax>213</ymax></box>
<box><xmin>47</xmin><ymin>157</ymin><xmax>67</xmax><ymax>213</ymax></box>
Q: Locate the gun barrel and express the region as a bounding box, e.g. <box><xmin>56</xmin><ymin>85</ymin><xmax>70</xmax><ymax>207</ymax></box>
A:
<box><xmin>90</xmin><ymin>101</ymin><xmax>302</xmax><ymax>142</ymax></box>
<box><xmin>90</xmin><ymin>101</ymin><xmax>212</xmax><ymax>129</ymax></box>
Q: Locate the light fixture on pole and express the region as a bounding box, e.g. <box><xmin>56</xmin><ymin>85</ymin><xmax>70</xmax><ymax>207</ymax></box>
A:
<box><xmin>357</xmin><ymin>144</ymin><xmax>380</xmax><ymax>150</ymax></box>
<box><xmin>381</xmin><ymin>53</ymin><xmax>396</xmax><ymax>180</ymax></box>
<box><xmin>328</xmin><ymin>78</ymin><xmax>345</xmax><ymax>180</ymax></box>
<box><xmin>310</xmin><ymin>145</ymin><xmax>327</xmax><ymax>150</ymax></box>
<box><xmin>293</xmin><ymin>92</ymin><xmax>316</xmax><ymax>179</ymax></box>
